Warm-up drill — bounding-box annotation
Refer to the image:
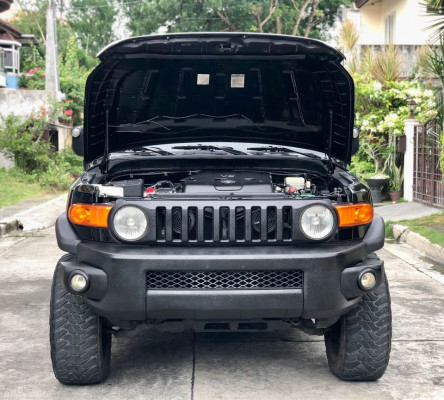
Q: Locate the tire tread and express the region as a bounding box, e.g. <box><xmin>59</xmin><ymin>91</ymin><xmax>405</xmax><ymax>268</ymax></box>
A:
<box><xmin>325</xmin><ymin>265</ymin><xmax>392</xmax><ymax>381</ymax></box>
<box><xmin>49</xmin><ymin>254</ymin><xmax>111</xmax><ymax>385</ymax></box>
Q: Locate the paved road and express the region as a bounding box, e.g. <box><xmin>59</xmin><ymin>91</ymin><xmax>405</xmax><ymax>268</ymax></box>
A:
<box><xmin>375</xmin><ymin>201</ymin><xmax>440</xmax><ymax>222</ymax></box>
<box><xmin>0</xmin><ymin>229</ymin><xmax>443</xmax><ymax>400</ymax></box>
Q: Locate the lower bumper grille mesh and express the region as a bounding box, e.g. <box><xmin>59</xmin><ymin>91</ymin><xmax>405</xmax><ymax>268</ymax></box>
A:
<box><xmin>146</xmin><ymin>270</ymin><xmax>303</xmax><ymax>290</ymax></box>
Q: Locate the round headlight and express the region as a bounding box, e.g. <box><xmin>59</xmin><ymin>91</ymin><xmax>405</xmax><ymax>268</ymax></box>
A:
<box><xmin>300</xmin><ymin>205</ymin><xmax>335</xmax><ymax>240</ymax></box>
<box><xmin>113</xmin><ymin>206</ymin><xmax>147</xmax><ymax>241</ymax></box>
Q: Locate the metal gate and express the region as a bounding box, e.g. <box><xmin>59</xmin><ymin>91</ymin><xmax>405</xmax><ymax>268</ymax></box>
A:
<box><xmin>413</xmin><ymin>120</ymin><xmax>444</xmax><ymax>207</ymax></box>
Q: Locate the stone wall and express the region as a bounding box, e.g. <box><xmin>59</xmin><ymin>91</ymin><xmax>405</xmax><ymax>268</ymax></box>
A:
<box><xmin>360</xmin><ymin>44</ymin><xmax>429</xmax><ymax>80</ymax></box>
<box><xmin>0</xmin><ymin>89</ymin><xmax>47</xmax><ymax>118</ymax></box>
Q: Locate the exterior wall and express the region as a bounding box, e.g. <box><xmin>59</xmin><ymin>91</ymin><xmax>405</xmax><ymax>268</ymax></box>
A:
<box><xmin>0</xmin><ymin>88</ymin><xmax>46</xmax><ymax>118</ymax></box>
<box><xmin>358</xmin><ymin>0</ymin><xmax>435</xmax><ymax>46</ymax></box>
<box><xmin>358</xmin><ymin>2</ymin><xmax>384</xmax><ymax>45</ymax></box>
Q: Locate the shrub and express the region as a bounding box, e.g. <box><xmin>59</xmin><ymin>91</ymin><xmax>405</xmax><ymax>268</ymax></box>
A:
<box><xmin>36</xmin><ymin>162</ymin><xmax>74</xmax><ymax>190</ymax></box>
<box><xmin>53</xmin><ymin>147</ymin><xmax>84</xmax><ymax>177</ymax></box>
<box><xmin>0</xmin><ymin>104</ymin><xmax>83</xmax><ymax>190</ymax></box>
<box><xmin>352</xmin><ymin>77</ymin><xmax>437</xmax><ymax>176</ymax></box>
<box><xmin>349</xmin><ymin>157</ymin><xmax>375</xmax><ymax>179</ymax></box>
<box><xmin>0</xmin><ymin>114</ymin><xmax>52</xmax><ymax>174</ymax></box>
<box><xmin>369</xmin><ymin>45</ymin><xmax>403</xmax><ymax>83</ymax></box>
<box><xmin>338</xmin><ymin>19</ymin><xmax>359</xmax><ymax>53</ymax></box>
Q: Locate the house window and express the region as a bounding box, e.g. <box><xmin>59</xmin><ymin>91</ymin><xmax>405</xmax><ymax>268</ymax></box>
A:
<box><xmin>4</xmin><ymin>49</ymin><xmax>12</xmax><ymax>68</ymax></box>
<box><xmin>385</xmin><ymin>13</ymin><xmax>395</xmax><ymax>44</ymax></box>
<box><xmin>2</xmin><ymin>45</ymin><xmax>20</xmax><ymax>74</ymax></box>
<box><xmin>0</xmin><ymin>50</ymin><xmax>4</xmax><ymax>71</ymax></box>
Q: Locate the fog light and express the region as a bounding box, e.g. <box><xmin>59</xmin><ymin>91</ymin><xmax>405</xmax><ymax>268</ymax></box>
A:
<box><xmin>70</xmin><ymin>273</ymin><xmax>88</xmax><ymax>292</ymax></box>
<box><xmin>359</xmin><ymin>271</ymin><xmax>376</xmax><ymax>290</ymax></box>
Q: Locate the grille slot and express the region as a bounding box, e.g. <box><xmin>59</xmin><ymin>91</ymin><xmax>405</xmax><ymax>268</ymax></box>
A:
<box><xmin>155</xmin><ymin>204</ymin><xmax>296</xmax><ymax>243</ymax></box>
<box><xmin>146</xmin><ymin>270</ymin><xmax>303</xmax><ymax>290</ymax></box>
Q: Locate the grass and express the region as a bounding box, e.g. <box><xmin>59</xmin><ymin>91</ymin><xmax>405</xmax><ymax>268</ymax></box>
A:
<box><xmin>385</xmin><ymin>211</ymin><xmax>444</xmax><ymax>247</ymax></box>
<box><xmin>385</xmin><ymin>221</ymin><xmax>394</xmax><ymax>239</ymax></box>
<box><xmin>0</xmin><ymin>168</ymin><xmax>54</xmax><ymax>209</ymax></box>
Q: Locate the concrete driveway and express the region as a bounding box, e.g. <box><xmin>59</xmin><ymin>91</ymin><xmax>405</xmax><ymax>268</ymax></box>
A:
<box><xmin>0</xmin><ymin>228</ymin><xmax>443</xmax><ymax>400</ymax></box>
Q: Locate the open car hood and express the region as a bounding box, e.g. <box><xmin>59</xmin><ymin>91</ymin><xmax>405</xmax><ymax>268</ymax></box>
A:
<box><xmin>84</xmin><ymin>33</ymin><xmax>354</xmax><ymax>164</ymax></box>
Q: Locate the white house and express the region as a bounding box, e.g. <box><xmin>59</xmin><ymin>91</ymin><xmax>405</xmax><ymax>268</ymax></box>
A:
<box><xmin>344</xmin><ymin>0</ymin><xmax>437</xmax><ymax>77</ymax></box>
<box><xmin>0</xmin><ymin>0</ymin><xmax>40</xmax><ymax>89</ymax></box>
<box><xmin>354</xmin><ymin>0</ymin><xmax>435</xmax><ymax>46</ymax></box>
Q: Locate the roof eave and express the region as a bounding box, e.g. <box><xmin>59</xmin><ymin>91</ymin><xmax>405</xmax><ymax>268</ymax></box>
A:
<box><xmin>0</xmin><ymin>0</ymin><xmax>13</xmax><ymax>13</ymax></box>
<box><xmin>354</xmin><ymin>0</ymin><xmax>370</xmax><ymax>8</ymax></box>
<box><xmin>0</xmin><ymin>18</ymin><xmax>22</xmax><ymax>38</ymax></box>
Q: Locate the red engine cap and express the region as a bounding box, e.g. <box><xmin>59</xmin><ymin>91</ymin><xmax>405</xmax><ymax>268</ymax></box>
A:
<box><xmin>144</xmin><ymin>187</ymin><xmax>156</xmax><ymax>197</ymax></box>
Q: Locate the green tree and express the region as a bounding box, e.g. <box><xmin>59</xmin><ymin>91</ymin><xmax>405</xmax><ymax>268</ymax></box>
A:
<box><xmin>13</xmin><ymin>0</ymin><xmax>47</xmax><ymax>45</ymax></box>
<box><xmin>120</xmin><ymin>0</ymin><xmax>350</xmax><ymax>39</ymax></box>
<box><xmin>424</xmin><ymin>0</ymin><xmax>444</xmax><ymax>41</ymax></box>
<box><xmin>66</xmin><ymin>0</ymin><xmax>118</xmax><ymax>56</ymax></box>
<box><xmin>12</xmin><ymin>1</ymin><xmax>109</xmax><ymax>62</ymax></box>
<box><xmin>59</xmin><ymin>36</ymin><xmax>92</xmax><ymax>125</ymax></box>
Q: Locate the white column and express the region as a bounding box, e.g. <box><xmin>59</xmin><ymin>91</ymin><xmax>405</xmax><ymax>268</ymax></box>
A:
<box><xmin>403</xmin><ymin>118</ymin><xmax>419</xmax><ymax>201</ymax></box>
<box><xmin>45</xmin><ymin>0</ymin><xmax>61</xmax><ymax>98</ymax></box>
<box><xmin>57</xmin><ymin>127</ymin><xmax>66</xmax><ymax>151</ymax></box>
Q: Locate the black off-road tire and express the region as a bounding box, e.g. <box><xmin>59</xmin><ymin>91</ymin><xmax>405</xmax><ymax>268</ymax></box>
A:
<box><xmin>50</xmin><ymin>254</ymin><xmax>111</xmax><ymax>385</ymax></box>
<box><xmin>324</xmin><ymin>272</ymin><xmax>392</xmax><ymax>381</ymax></box>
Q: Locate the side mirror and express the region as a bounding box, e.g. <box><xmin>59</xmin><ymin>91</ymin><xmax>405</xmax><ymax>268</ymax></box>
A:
<box><xmin>71</xmin><ymin>126</ymin><xmax>84</xmax><ymax>157</ymax></box>
<box><xmin>351</xmin><ymin>128</ymin><xmax>359</xmax><ymax>156</ymax></box>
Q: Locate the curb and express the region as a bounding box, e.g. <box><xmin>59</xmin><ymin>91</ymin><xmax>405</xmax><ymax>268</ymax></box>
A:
<box><xmin>0</xmin><ymin>194</ymin><xmax>67</xmax><ymax>237</ymax></box>
<box><xmin>392</xmin><ymin>224</ymin><xmax>444</xmax><ymax>264</ymax></box>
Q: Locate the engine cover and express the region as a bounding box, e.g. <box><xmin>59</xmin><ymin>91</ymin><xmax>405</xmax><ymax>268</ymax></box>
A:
<box><xmin>182</xmin><ymin>171</ymin><xmax>273</xmax><ymax>193</ymax></box>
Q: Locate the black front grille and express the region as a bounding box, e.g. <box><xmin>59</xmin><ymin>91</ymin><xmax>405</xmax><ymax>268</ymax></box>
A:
<box><xmin>146</xmin><ymin>270</ymin><xmax>303</xmax><ymax>290</ymax></box>
<box><xmin>155</xmin><ymin>205</ymin><xmax>293</xmax><ymax>243</ymax></box>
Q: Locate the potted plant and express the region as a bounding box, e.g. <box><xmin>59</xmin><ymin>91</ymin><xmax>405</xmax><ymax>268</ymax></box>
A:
<box><xmin>389</xmin><ymin>163</ymin><xmax>403</xmax><ymax>202</ymax></box>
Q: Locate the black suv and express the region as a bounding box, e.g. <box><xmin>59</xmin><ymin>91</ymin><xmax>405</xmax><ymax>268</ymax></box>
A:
<box><xmin>50</xmin><ymin>33</ymin><xmax>391</xmax><ymax>384</ymax></box>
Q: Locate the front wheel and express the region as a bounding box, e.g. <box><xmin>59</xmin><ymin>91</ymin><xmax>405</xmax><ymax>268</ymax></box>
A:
<box><xmin>324</xmin><ymin>273</ymin><xmax>392</xmax><ymax>381</ymax></box>
<box><xmin>50</xmin><ymin>255</ymin><xmax>111</xmax><ymax>385</ymax></box>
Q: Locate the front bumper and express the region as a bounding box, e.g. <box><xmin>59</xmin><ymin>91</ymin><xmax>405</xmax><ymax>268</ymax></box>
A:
<box><xmin>57</xmin><ymin>215</ymin><xmax>385</xmax><ymax>324</ymax></box>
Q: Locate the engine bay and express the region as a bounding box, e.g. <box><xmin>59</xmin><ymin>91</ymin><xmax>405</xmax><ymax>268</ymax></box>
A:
<box><xmin>100</xmin><ymin>170</ymin><xmax>347</xmax><ymax>202</ymax></box>
<box><xmin>69</xmin><ymin>168</ymin><xmax>368</xmax><ymax>245</ymax></box>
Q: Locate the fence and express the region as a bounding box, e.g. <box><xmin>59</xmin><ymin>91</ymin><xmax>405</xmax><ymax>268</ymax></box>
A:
<box><xmin>413</xmin><ymin>120</ymin><xmax>444</xmax><ymax>208</ymax></box>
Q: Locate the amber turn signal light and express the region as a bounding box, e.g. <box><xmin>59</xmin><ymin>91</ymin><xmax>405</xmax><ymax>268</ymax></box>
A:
<box><xmin>334</xmin><ymin>203</ymin><xmax>373</xmax><ymax>227</ymax></box>
<box><xmin>68</xmin><ymin>203</ymin><xmax>113</xmax><ymax>228</ymax></box>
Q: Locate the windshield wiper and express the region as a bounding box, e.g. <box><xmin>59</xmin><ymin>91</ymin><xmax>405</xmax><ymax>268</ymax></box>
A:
<box><xmin>172</xmin><ymin>144</ymin><xmax>246</xmax><ymax>155</ymax></box>
<box><xmin>113</xmin><ymin>113</ymin><xmax>266</xmax><ymax>132</ymax></box>
<box><xmin>247</xmin><ymin>146</ymin><xmax>321</xmax><ymax>158</ymax></box>
<box><xmin>124</xmin><ymin>146</ymin><xmax>173</xmax><ymax>155</ymax></box>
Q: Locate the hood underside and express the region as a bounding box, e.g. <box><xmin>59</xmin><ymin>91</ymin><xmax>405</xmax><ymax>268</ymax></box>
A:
<box><xmin>84</xmin><ymin>33</ymin><xmax>354</xmax><ymax>164</ymax></box>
